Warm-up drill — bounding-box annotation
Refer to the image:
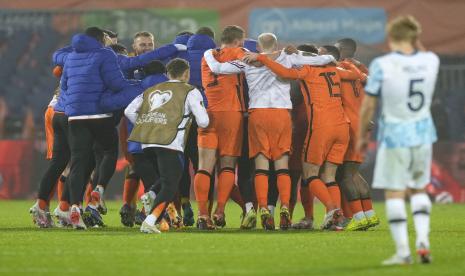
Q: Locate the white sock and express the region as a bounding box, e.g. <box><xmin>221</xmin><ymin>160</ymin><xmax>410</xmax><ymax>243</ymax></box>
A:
<box><xmin>410</xmin><ymin>193</ymin><xmax>432</xmax><ymax>249</ymax></box>
<box><xmin>245</xmin><ymin>202</ymin><xmax>254</xmax><ymax>213</ymax></box>
<box><xmin>353</xmin><ymin>211</ymin><xmax>366</xmax><ymax>221</ymax></box>
<box><xmin>268</xmin><ymin>205</ymin><xmax>275</xmax><ymax>217</ymax></box>
<box><xmin>386</xmin><ymin>198</ymin><xmax>410</xmax><ymax>258</ymax></box>
<box><xmin>96</xmin><ymin>185</ymin><xmax>105</xmax><ymax>195</ymax></box>
<box><xmin>145</xmin><ymin>214</ymin><xmax>157</xmax><ymax>226</ymax></box>
<box><xmin>364</xmin><ymin>209</ymin><xmax>375</xmax><ymax>218</ymax></box>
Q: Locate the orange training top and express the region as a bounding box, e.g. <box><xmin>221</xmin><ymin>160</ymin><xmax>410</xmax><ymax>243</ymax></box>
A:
<box><xmin>339</xmin><ymin>59</ymin><xmax>368</xmax><ymax>132</ymax></box>
<box><xmin>201</xmin><ymin>47</ymin><xmax>246</xmax><ymax>112</ymax></box>
<box><xmin>257</xmin><ymin>54</ymin><xmax>361</xmax><ymax>129</ymax></box>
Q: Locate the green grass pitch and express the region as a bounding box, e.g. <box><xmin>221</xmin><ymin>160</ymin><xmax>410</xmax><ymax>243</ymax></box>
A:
<box><xmin>0</xmin><ymin>200</ymin><xmax>464</xmax><ymax>275</ymax></box>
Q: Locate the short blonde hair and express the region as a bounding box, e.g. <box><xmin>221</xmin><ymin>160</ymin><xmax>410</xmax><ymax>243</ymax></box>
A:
<box><xmin>133</xmin><ymin>31</ymin><xmax>154</xmax><ymax>40</ymax></box>
<box><xmin>387</xmin><ymin>15</ymin><xmax>421</xmax><ymax>43</ymax></box>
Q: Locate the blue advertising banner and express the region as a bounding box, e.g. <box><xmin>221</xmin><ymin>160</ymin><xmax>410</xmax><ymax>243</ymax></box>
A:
<box><xmin>249</xmin><ymin>8</ymin><xmax>386</xmax><ymax>44</ymax></box>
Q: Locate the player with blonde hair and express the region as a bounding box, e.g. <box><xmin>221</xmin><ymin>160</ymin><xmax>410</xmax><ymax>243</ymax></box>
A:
<box><xmin>358</xmin><ymin>15</ymin><xmax>439</xmax><ymax>265</ymax></box>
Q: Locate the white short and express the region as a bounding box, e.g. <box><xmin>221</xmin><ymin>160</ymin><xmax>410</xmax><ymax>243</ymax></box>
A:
<box><xmin>372</xmin><ymin>144</ymin><xmax>432</xmax><ymax>191</ymax></box>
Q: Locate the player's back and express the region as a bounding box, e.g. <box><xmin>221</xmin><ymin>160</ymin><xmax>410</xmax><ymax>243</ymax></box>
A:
<box><xmin>373</xmin><ymin>51</ymin><xmax>439</xmax><ymax>123</ymax></box>
<box><xmin>201</xmin><ymin>47</ymin><xmax>246</xmax><ymax>112</ymax></box>
<box><xmin>300</xmin><ymin>64</ymin><xmax>347</xmax><ymax>129</ymax></box>
<box><xmin>245</xmin><ymin>51</ymin><xmax>293</xmax><ymax>109</ymax></box>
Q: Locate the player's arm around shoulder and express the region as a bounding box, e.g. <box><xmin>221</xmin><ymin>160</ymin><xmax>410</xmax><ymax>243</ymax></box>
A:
<box><xmin>203</xmin><ymin>49</ymin><xmax>244</xmax><ymax>75</ymax></box>
<box><xmin>245</xmin><ymin>52</ymin><xmax>306</xmax><ymax>80</ymax></box>
<box><xmin>288</xmin><ymin>51</ymin><xmax>335</xmax><ymax>67</ymax></box>
<box><xmin>338</xmin><ymin>61</ymin><xmax>367</xmax><ymax>82</ymax></box>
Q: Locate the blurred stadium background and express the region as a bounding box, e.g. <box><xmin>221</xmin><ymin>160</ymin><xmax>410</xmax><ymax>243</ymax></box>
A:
<box><xmin>0</xmin><ymin>0</ymin><xmax>464</xmax><ymax>202</ymax></box>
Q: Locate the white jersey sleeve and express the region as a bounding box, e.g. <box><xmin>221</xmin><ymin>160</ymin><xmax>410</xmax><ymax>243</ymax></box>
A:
<box><xmin>48</xmin><ymin>95</ymin><xmax>58</xmax><ymax>108</ymax></box>
<box><xmin>187</xmin><ymin>88</ymin><xmax>209</xmax><ymax>128</ymax></box>
<box><xmin>124</xmin><ymin>94</ymin><xmax>143</xmax><ymax>124</ymax></box>
<box><xmin>203</xmin><ymin>49</ymin><xmax>245</xmax><ymax>74</ymax></box>
<box><xmin>287</xmin><ymin>52</ymin><xmax>336</xmax><ymax>66</ymax></box>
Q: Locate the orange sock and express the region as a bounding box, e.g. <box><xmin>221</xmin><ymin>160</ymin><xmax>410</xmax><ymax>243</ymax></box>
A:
<box><xmin>341</xmin><ymin>195</ymin><xmax>353</xmax><ymax>218</ymax></box>
<box><xmin>59</xmin><ymin>200</ymin><xmax>69</xmax><ymax>211</ymax></box>
<box><xmin>194</xmin><ymin>171</ymin><xmax>211</xmax><ymax>216</ymax></box>
<box><xmin>276</xmin><ymin>171</ymin><xmax>291</xmax><ymax>207</ymax></box>
<box><xmin>327</xmin><ymin>182</ymin><xmax>341</xmax><ymax>208</ymax></box>
<box><xmin>84</xmin><ymin>183</ymin><xmax>92</xmax><ymax>205</ymax></box>
<box><xmin>361</xmin><ymin>198</ymin><xmax>373</xmax><ymax>211</ymax></box>
<box><xmin>38</xmin><ymin>199</ymin><xmax>48</xmax><ymax>210</ymax></box>
<box><xmin>123</xmin><ymin>178</ymin><xmax>139</xmax><ymax>206</ymax></box>
<box><xmin>57</xmin><ymin>176</ymin><xmax>65</xmax><ymax>202</ymax></box>
<box><xmin>216</xmin><ymin>168</ymin><xmax>236</xmax><ymax>214</ymax></box>
<box><xmin>151</xmin><ymin>202</ymin><xmax>167</xmax><ymax>218</ymax></box>
<box><xmin>349</xmin><ymin>199</ymin><xmax>364</xmax><ymax>215</ymax></box>
<box><xmin>301</xmin><ymin>185</ymin><xmax>314</xmax><ymax>218</ymax></box>
<box><xmin>254</xmin><ymin>170</ymin><xmax>269</xmax><ymax>209</ymax></box>
<box><xmin>308</xmin><ymin>177</ymin><xmax>335</xmax><ymax>210</ymax></box>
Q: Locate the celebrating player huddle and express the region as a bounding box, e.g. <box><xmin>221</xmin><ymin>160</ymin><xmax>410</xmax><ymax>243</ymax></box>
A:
<box><xmin>28</xmin><ymin>15</ymin><xmax>438</xmax><ymax>266</ymax></box>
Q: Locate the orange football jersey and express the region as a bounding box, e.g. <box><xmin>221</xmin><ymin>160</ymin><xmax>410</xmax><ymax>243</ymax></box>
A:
<box><xmin>339</xmin><ymin>60</ymin><xmax>368</xmax><ymax>132</ymax></box>
<box><xmin>201</xmin><ymin>47</ymin><xmax>246</xmax><ymax>112</ymax></box>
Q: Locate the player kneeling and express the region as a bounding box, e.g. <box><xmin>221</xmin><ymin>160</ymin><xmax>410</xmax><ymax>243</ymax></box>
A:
<box><xmin>125</xmin><ymin>58</ymin><xmax>209</xmax><ymax>234</ymax></box>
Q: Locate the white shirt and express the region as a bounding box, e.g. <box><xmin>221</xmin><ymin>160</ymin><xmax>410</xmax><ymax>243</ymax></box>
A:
<box><xmin>365</xmin><ymin>51</ymin><xmax>440</xmax><ymax>148</ymax></box>
<box><xmin>124</xmin><ymin>80</ymin><xmax>209</xmax><ymax>152</ymax></box>
<box><xmin>48</xmin><ymin>95</ymin><xmax>58</xmax><ymax>108</ymax></box>
<box><xmin>203</xmin><ymin>49</ymin><xmax>335</xmax><ymax>109</ymax></box>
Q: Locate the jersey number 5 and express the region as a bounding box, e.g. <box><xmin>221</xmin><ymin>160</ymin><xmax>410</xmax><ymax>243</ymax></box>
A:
<box><xmin>319</xmin><ymin>72</ymin><xmax>341</xmax><ymax>97</ymax></box>
<box><xmin>408</xmin><ymin>79</ymin><xmax>425</xmax><ymax>111</ymax></box>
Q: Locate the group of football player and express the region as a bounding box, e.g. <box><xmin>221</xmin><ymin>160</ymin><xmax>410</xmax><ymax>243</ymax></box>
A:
<box><xmin>29</xmin><ymin>23</ymin><xmax>379</xmax><ymax>233</ymax></box>
<box><xmin>27</xmin><ymin>14</ymin><xmax>438</xmax><ymax>266</ymax></box>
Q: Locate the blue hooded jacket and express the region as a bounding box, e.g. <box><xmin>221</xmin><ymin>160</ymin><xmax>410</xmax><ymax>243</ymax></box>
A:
<box><xmin>160</xmin><ymin>34</ymin><xmax>192</xmax><ymax>64</ymax></box>
<box><xmin>244</xmin><ymin>39</ymin><xmax>259</xmax><ymax>53</ymax></box>
<box><xmin>186</xmin><ymin>34</ymin><xmax>216</xmax><ymax>88</ymax></box>
<box><xmin>60</xmin><ymin>34</ymin><xmax>138</xmax><ymax>116</ymax></box>
<box><xmin>53</xmin><ymin>43</ymin><xmax>179</xmax><ymax>78</ymax></box>
<box><xmin>99</xmin><ymin>72</ymin><xmax>168</xmax><ymax>112</ymax></box>
<box><xmin>126</xmin><ymin>74</ymin><xmax>169</xmax><ymax>153</ymax></box>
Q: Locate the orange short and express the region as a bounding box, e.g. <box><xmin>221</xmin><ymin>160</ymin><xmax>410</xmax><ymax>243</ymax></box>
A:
<box><xmin>344</xmin><ymin>125</ymin><xmax>363</xmax><ymax>163</ymax></box>
<box><xmin>303</xmin><ymin>123</ymin><xmax>349</xmax><ymax>166</ymax></box>
<box><xmin>198</xmin><ymin>111</ymin><xmax>243</xmax><ymax>157</ymax></box>
<box><xmin>44</xmin><ymin>106</ymin><xmax>55</xmax><ymax>160</ymax></box>
<box><xmin>289</xmin><ymin>108</ymin><xmax>307</xmax><ymax>171</ymax></box>
<box><xmin>248</xmin><ymin>109</ymin><xmax>292</xmax><ymax>160</ymax></box>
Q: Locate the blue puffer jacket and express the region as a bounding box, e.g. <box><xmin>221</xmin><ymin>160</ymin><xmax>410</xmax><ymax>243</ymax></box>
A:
<box><xmin>53</xmin><ymin>45</ymin><xmax>73</xmax><ymax>67</ymax></box>
<box><xmin>61</xmin><ymin>34</ymin><xmax>138</xmax><ymax>116</ymax></box>
<box><xmin>186</xmin><ymin>34</ymin><xmax>216</xmax><ymax>88</ymax></box>
<box><xmin>127</xmin><ymin>74</ymin><xmax>169</xmax><ymax>153</ymax></box>
<box><xmin>160</xmin><ymin>34</ymin><xmax>191</xmax><ymax>64</ymax></box>
<box><xmin>118</xmin><ymin>44</ymin><xmax>178</xmax><ymax>78</ymax></box>
<box><xmin>54</xmin><ymin>44</ymin><xmax>179</xmax><ymax>77</ymax></box>
<box><xmin>244</xmin><ymin>39</ymin><xmax>259</xmax><ymax>53</ymax></box>
<box><xmin>100</xmin><ymin>73</ymin><xmax>168</xmax><ymax>112</ymax></box>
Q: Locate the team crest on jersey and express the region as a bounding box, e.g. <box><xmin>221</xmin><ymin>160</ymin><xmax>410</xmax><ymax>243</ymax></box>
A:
<box><xmin>149</xmin><ymin>90</ymin><xmax>173</xmax><ymax>111</ymax></box>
